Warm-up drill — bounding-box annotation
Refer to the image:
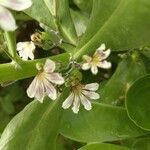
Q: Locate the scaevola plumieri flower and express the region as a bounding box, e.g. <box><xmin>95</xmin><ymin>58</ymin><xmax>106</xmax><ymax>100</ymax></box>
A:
<box><xmin>27</xmin><ymin>59</ymin><xmax>64</xmax><ymax>102</ymax></box>
<box><xmin>62</xmin><ymin>83</ymin><xmax>100</xmax><ymax>114</ymax></box>
<box><xmin>17</xmin><ymin>41</ymin><xmax>35</xmax><ymax>60</ymax></box>
<box><xmin>82</xmin><ymin>43</ymin><xmax>111</xmax><ymax>75</ymax></box>
<box><xmin>0</xmin><ymin>0</ymin><xmax>32</xmax><ymax>31</ymax></box>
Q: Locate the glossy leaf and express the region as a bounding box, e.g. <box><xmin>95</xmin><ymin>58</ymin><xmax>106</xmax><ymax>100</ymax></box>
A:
<box><xmin>60</xmin><ymin>102</ymin><xmax>147</xmax><ymax>143</ymax></box>
<box><xmin>24</xmin><ymin>0</ymin><xmax>56</xmax><ymax>29</ymax></box>
<box><xmin>57</xmin><ymin>0</ymin><xmax>77</xmax><ymax>45</ymax></box>
<box><xmin>70</xmin><ymin>9</ymin><xmax>89</xmax><ymax>37</ymax></box>
<box><xmin>74</xmin><ymin>0</ymin><xmax>150</xmax><ymax>59</ymax></box>
<box><xmin>79</xmin><ymin>143</ymin><xmax>129</xmax><ymax>150</ymax></box>
<box><xmin>43</xmin><ymin>0</ymin><xmax>57</xmax><ymax>16</ymax></box>
<box><xmin>0</xmin><ymin>90</ymin><xmax>68</xmax><ymax>150</ymax></box>
<box><xmin>101</xmin><ymin>55</ymin><xmax>146</xmax><ymax>105</ymax></box>
<box><xmin>126</xmin><ymin>75</ymin><xmax>150</xmax><ymax>131</ymax></box>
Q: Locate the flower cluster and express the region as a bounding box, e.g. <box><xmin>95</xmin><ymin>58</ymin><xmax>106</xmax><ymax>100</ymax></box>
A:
<box><xmin>23</xmin><ymin>43</ymin><xmax>111</xmax><ymax>114</ymax></box>
<box><xmin>0</xmin><ymin>0</ymin><xmax>32</xmax><ymax>31</ymax></box>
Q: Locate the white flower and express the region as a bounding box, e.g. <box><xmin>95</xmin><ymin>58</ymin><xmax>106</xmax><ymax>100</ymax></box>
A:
<box><xmin>17</xmin><ymin>41</ymin><xmax>35</xmax><ymax>60</ymax></box>
<box><xmin>27</xmin><ymin>59</ymin><xmax>64</xmax><ymax>102</ymax></box>
<box><xmin>62</xmin><ymin>83</ymin><xmax>100</xmax><ymax>114</ymax></box>
<box><xmin>0</xmin><ymin>0</ymin><xmax>32</xmax><ymax>31</ymax></box>
<box><xmin>82</xmin><ymin>43</ymin><xmax>111</xmax><ymax>75</ymax></box>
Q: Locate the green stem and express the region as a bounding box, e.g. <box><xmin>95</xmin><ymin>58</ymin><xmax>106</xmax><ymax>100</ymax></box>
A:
<box><xmin>4</xmin><ymin>31</ymin><xmax>17</xmax><ymax>60</ymax></box>
<box><xmin>0</xmin><ymin>53</ymin><xmax>69</xmax><ymax>84</ymax></box>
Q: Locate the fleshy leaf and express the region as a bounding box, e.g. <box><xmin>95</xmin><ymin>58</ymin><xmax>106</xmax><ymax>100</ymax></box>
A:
<box><xmin>74</xmin><ymin>0</ymin><xmax>150</xmax><ymax>59</ymax></box>
<box><xmin>101</xmin><ymin>55</ymin><xmax>146</xmax><ymax>105</ymax></box>
<box><xmin>60</xmin><ymin>102</ymin><xmax>148</xmax><ymax>143</ymax></box>
<box><xmin>79</xmin><ymin>143</ymin><xmax>129</xmax><ymax>150</ymax></box>
<box><xmin>0</xmin><ymin>90</ymin><xmax>69</xmax><ymax>150</ymax></box>
<box><xmin>126</xmin><ymin>75</ymin><xmax>150</xmax><ymax>131</ymax></box>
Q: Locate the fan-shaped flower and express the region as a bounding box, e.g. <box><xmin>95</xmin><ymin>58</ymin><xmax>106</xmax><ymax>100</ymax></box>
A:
<box><xmin>0</xmin><ymin>0</ymin><xmax>32</xmax><ymax>31</ymax></box>
<box><xmin>82</xmin><ymin>43</ymin><xmax>111</xmax><ymax>75</ymax></box>
<box><xmin>17</xmin><ymin>41</ymin><xmax>36</xmax><ymax>60</ymax></box>
<box><xmin>62</xmin><ymin>83</ymin><xmax>100</xmax><ymax>114</ymax></box>
<box><xmin>27</xmin><ymin>59</ymin><xmax>64</xmax><ymax>102</ymax></box>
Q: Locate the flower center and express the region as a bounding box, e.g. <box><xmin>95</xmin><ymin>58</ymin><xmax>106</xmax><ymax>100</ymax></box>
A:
<box><xmin>37</xmin><ymin>72</ymin><xmax>46</xmax><ymax>81</ymax></box>
<box><xmin>91</xmin><ymin>54</ymin><xmax>101</xmax><ymax>65</ymax></box>
<box><xmin>72</xmin><ymin>84</ymin><xmax>83</xmax><ymax>96</ymax></box>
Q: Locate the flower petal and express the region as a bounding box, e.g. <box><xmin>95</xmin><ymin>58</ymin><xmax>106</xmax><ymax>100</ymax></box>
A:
<box><xmin>0</xmin><ymin>0</ymin><xmax>32</xmax><ymax>11</ymax></box>
<box><xmin>80</xmin><ymin>94</ymin><xmax>92</xmax><ymax>110</ymax></box>
<box><xmin>43</xmin><ymin>78</ymin><xmax>57</xmax><ymax>100</ymax></box>
<box><xmin>0</xmin><ymin>6</ymin><xmax>17</xmax><ymax>31</ymax></box>
<box><xmin>17</xmin><ymin>41</ymin><xmax>35</xmax><ymax>60</ymax></box>
<box><xmin>100</xmin><ymin>49</ymin><xmax>111</xmax><ymax>60</ymax></box>
<box><xmin>44</xmin><ymin>59</ymin><xmax>56</xmax><ymax>73</ymax></box>
<box><xmin>34</xmin><ymin>80</ymin><xmax>45</xmax><ymax>102</ymax></box>
<box><xmin>16</xmin><ymin>42</ymin><xmax>24</xmax><ymax>51</ymax></box>
<box><xmin>82</xmin><ymin>90</ymin><xmax>100</xmax><ymax>100</ymax></box>
<box><xmin>72</xmin><ymin>95</ymin><xmax>80</xmax><ymax>114</ymax></box>
<box><xmin>82</xmin><ymin>63</ymin><xmax>91</xmax><ymax>70</ymax></box>
<box><xmin>83</xmin><ymin>83</ymin><xmax>99</xmax><ymax>91</ymax></box>
<box><xmin>28</xmin><ymin>51</ymin><xmax>34</xmax><ymax>60</ymax></box>
<box><xmin>46</xmin><ymin>73</ymin><xmax>64</xmax><ymax>85</ymax></box>
<box><xmin>96</xmin><ymin>49</ymin><xmax>111</xmax><ymax>60</ymax></box>
<box><xmin>83</xmin><ymin>55</ymin><xmax>92</xmax><ymax>62</ymax></box>
<box><xmin>62</xmin><ymin>93</ymin><xmax>74</xmax><ymax>109</ymax></box>
<box><xmin>26</xmin><ymin>76</ymin><xmax>38</xmax><ymax>98</ymax></box>
<box><xmin>91</xmin><ymin>65</ymin><xmax>98</xmax><ymax>75</ymax></box>
<box><xmin>97</xmin><ymin>60</ymin><xmax>112</xmax><ymax>69</ymax></box>
<box><xmin>97</xmin><ymin>43</ymin><xmax>106</xmax><ymax>51</ymax></box>
<box><xmin>21</xmin><ymin>52</ymin><xmax>29</xmax><ymax>60</ymax></box>
<box><xmin>27</xmin><ymin>76</ymin><xmax>45</xmax><ymax>102</ymax></box>
<box><xmin>17</xmin><ymin>41</ymin><xmax>35</xmax><ymax>51</ymax></box>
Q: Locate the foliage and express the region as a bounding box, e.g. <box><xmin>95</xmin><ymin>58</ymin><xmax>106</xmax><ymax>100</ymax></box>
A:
<box><xmin>0</xmin><ymin>0</ymin><xmax>150</xmax><ymax>149</ymax></box>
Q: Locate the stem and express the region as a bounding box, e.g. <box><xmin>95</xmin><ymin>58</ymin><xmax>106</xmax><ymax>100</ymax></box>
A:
<box><xmin>0</xmin><ymin>53</ymin><xmax>69</xmax><ymax>84</ymax></box>
<box><xmin>4</xmin><ymin>31</ymin><xmax>17</xmax><ymax>60</ymax></box>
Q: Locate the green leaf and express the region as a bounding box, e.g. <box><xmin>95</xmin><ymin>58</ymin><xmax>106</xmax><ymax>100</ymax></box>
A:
<box><xmin>131</xmin><ymin>138</ymin><xmax>150</xmax><ymax>150</ymax></box>
<box><xmin>0</xmin><ymin>90</ymin><xmax>69</xmax><ymax>150</ymax></box>
<box><xmin>43</xmin><ymin>0</ymin><xmax>57</xmax><ymax>17</ymax></box>
<box><xmin>74</xmin><ymin>0</ymin><xmax>150</xmax><ymax>59</ymax></box>
<box><xmin>79</xmin><ymin>143</ymin><xmax>129</xmax><ymax>150</ymax></box>
<box><xmin>101</xmin><ymin>54</ymin><xmax>146</xmax><ymax>105</ymax></box>
<box><xmin>73</xmin><ymin>0</ymin><xmax>93</xmax><ymax>16</ymax></box>
<box><xmin>70</xmin><ymin>9</ymin><xmax>89</xmax><ymax>37</ymax></box>
<box><xmin>126</xmin><ymin>75</ymin><xmax>150</xmax><ymax>131</ymax></box>
<box><xmin>60</xmin><ymin>42</ymin><xmax>76</xmax><ymax>52</ymax></box>
<box><xmin>57</xmin><ymin>0</ymin><xmax>78</xmax><ymax>45</ymax></box>
<box><xmin>24</xmin><ymin>0</ymin><xmax>56</xmax><ymax>29</ymax></box>
<box><xmin>60</xmin><ymin>103</ymin><xmax>147</xmax><ymax>143</ymax></box>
